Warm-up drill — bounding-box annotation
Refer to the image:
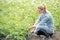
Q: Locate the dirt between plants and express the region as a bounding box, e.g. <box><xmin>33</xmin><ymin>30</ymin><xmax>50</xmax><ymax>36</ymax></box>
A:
<box><xmin>26</xmin><ymin>30</ymin><xmax>60</xmax><ymax>40</ymax></box>
<box><xmin>0</xmin><ymin>30</ymin><xmax>60</xmax><ymax>40</ymax></box>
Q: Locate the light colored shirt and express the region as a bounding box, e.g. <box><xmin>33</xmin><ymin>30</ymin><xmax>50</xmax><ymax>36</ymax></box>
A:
<box><xmin>36</xmin><ymin>10</ymin><xmax>54</xmax><ymax>33</ymax></box>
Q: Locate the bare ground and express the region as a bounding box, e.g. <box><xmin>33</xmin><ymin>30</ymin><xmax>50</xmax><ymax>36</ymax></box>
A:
<box><xmin>26</xmin><ymin>30</ymin><xmax>60</xmax><ymax>40</ymax></box>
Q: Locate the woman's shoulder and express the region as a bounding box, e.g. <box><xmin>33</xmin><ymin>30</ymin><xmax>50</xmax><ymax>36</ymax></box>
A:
<box><xmin>45</xmin><ymin>10</ymin><xmax>52</xmax><ymax>17</ymax></box>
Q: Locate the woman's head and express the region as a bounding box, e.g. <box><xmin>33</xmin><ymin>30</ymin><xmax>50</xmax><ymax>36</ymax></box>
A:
<box><xmin>37</xmin><ymin>4</ymin><xmax>46</xmax><ymax>14</ymax></box>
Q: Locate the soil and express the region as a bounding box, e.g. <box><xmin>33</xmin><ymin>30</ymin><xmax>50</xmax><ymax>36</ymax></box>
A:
<box><xmin>26</xmin><ymin>30</ymin><xmax>60</xmax><ymax>40</ymax></box>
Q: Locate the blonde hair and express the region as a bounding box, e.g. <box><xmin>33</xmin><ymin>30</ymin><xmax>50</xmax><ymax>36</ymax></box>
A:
<box><xmin>37</xmin><ymin>4</ymin><xmax>46</xmax><ymax>11</ymax></box>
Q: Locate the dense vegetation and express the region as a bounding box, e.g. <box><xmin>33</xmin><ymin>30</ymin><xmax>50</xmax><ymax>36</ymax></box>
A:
<box><xmin>0</xmin><ymin>0</ymin><xmax>60</xmax><ymax>40</ymax></box>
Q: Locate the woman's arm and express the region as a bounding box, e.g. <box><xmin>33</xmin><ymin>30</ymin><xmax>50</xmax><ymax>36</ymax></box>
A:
<box><xmin>28</xmin><ymin>19</ymin><xmax>39</xmax><ymax>30</ymax></box>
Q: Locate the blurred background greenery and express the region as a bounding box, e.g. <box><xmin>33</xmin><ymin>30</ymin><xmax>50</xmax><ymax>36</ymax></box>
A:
<box><xmin>0</xmin><ymin>0</ymin><xmax>60</xmax><ymax>40</ymax></box>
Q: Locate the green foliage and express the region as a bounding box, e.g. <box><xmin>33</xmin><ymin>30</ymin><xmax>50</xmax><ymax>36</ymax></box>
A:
<box><xmin>0</xmin><ymin>0</ymin><xmax>60</xmax><ymax>40</ymax></box>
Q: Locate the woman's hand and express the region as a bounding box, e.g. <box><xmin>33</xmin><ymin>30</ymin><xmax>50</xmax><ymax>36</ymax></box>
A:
<box><xmin>28</xmin><ymin>25</ymin><xmax>36</xmax><ymax>30</ymax></box>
